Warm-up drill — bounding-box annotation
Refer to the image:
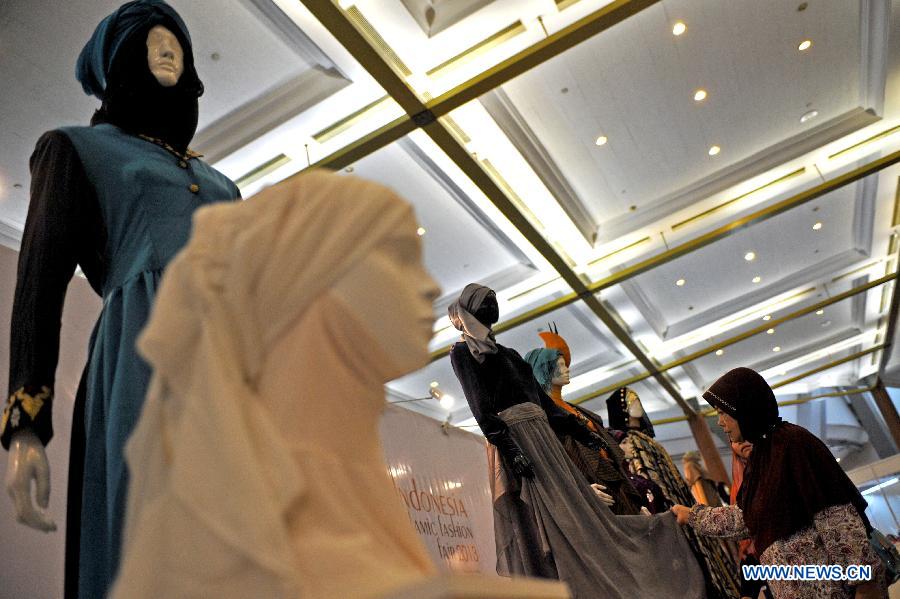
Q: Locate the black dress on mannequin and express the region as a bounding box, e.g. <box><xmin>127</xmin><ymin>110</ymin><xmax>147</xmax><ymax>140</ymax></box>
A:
<box><xmin>447</xmin><ymin>285</ymin><xmax>706</xmax><ymax>598</ymax></box>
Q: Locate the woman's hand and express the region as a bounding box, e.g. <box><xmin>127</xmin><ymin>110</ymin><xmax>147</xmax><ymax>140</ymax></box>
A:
<box><xmin>671</xmin><ymin>504</ymin><xmax>692</xmax><ymax>525</ymax></box>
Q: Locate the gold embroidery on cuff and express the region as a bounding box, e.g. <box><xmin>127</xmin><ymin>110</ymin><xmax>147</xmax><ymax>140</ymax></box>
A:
<box><xmin>1</xmin><ymin>386</ymin><xmax>51</xmax><ymax>432</ymax></box>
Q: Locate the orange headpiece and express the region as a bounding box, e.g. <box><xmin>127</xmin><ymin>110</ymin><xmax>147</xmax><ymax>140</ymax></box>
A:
<box><xmin>538</xmin><ymin>323</ymin><xmax>571</xmax><ymax>367</ymax></box>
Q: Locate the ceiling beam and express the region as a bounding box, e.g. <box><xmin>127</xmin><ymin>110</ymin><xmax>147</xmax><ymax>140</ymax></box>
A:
<box><xmin>429</xmin><ymin>150</ymin><xmax>900</xmax><ymax>361</ymax></box>
<box><xmin>300</xmin><ymin>0</ymin><xmax>662</xmax><ymax>171</ymax></box>
<box><xmin>299</xmin><ymin>0</ymin><xmax>692</xmax><ymax>412</ymax></box>
<box><xmin>422</xmin><ymin>0</ymin><xmax>663</xmax><ymax>119</ymax></box>
<box><xmin>772</xmin><ymin>345</ymin><xmax>884</xmax><ymax>389</ymax></box>
<box><xmin>650</xmin><ymin>386</ymin><xmax>877</xmax><ymax>426</ymax></box>
<box><xmin>568</xmin><ymin>272</ymin><xmax>897</xmax><ymax>404</ymax></box>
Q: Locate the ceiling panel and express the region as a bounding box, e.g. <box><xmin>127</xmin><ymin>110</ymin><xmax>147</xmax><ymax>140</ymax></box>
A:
<box><xmin>496</xmin><ymin>0</ymin><xmax>864</xmax><ymax>237</ymax></box>
<box><xmin>615</xmin><ymin>179</ymin><xmax>866</xmax><ymax>336</ymax></box>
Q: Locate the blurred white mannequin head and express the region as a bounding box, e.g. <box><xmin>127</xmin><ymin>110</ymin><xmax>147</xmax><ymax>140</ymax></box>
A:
<box><xmin>332</xmin><ymin>229</ymin><xmax>440</xmax><ymax>381</ymax></box>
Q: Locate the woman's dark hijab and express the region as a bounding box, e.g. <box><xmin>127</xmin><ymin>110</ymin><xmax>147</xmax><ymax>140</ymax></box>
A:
<box><xmin>703</xmin><ymin>368</ymin><xmax>869</xmax><ymax>556</ymax></box>
<box><xmin>76</xmin><ymin>0</ymin><xmax>204</xmax><ymax>152</ymax></box>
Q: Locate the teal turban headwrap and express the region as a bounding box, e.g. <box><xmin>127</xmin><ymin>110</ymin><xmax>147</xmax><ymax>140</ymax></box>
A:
<box><xmin>524</xmin><ymin>348</ymin><xmax>562</xmax><ymax>392</ymax></box>
<box><xmin>76</xmin><ymin>0</ymin><xmax>195</xmax><ymax>98</ymax></box>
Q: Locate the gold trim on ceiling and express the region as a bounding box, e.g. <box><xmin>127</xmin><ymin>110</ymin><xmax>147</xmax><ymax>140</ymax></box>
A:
<box><xmin>672</xmin><ymin>168</ymin><xmax>806</xmax><ymax>231</ymax></box>
<box><xmin>772</xmin><ymin>345</ymin><xmax>884</xmax><ymax>389</ymax></box>
<box><xmin>828</xmin><ymin>124</ymin><xmax>900</xmax><ymax>161</ymax></box>
<box><xmin>891</xmin><ymin>177</ymin><xmax>900</xmax><ymax>228</ymax></box>
<box><xmin>345</xmin><ymin>6</ymin><xmax>413</xmax><ymax>77</ymax></box>
<box><xmin>426</xmin><ymin>21</ymin><xmax>527</xmax><ymax>78</ymax></box>
<box><xmin>831</xmin><ymin>262</ymin><xmax>879</xmax><ymax>284</ymax></box>
<box><xmin>568</xmin><ymin>273</ymin><xmax>897</xmax><ymax>405</ymax></box>
<box><xmin>719</xmin><ymin>288</ymin><xmax>814</xmax><ymax>329</ymax></box>
<box><xmin>556</xmin><ymin>0</ymin><xmax>583</xmax><ymax>10</ymax></box>
<box><xmin>480</xmin><ymin>158</ymin><xmax>546</xmax><ymax>230</ymax></box>
<box><xmin>234</xmin><ymin>153</ymin><xmax>291</xmax><ymax>188</ymax></box>
<box><xmin>312</xmin><ymin>95</ymin><xmax>393</xmax><ymax>144</ymax></box>
<box><xmin>588</xmin><ymin>236</ymin><xmax>652</xmax><ymax>266</ymax></box>
<box><xmin>508</xmin><ymin>277</ymin><xmax>562</xmax><ymax>301</ymax></box>
<box><xmin>440</xmin><ymin>115</ymin><xmax>472</xmax><ymax>145</ymax></box>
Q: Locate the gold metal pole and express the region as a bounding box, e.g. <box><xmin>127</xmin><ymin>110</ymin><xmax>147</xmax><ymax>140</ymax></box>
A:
<box><xmin>300</xmin><ymin>0</ymin><xmax>692</xmax><ymax>412</ymax></box>
<box><xmin>568</xmin><ymin>273</ymin><xmax>896</xmax><ymax>405</ymax></box>
<box><xmin>650</xmin><ymin>386</ymin><xmax>876</xmax><ymax>425</ymax></box>
<box><xmin>428</xmin><ymin>153</ymin><xmax>900</xmax><ymax>361</ymax></box>
<box><xmin>771</xmin><ymin>345</ymin><xmax>885</xmax><ymax>389</ymax></box>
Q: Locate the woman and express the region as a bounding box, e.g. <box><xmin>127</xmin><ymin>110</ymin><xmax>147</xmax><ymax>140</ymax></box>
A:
<box><xmin>730</xmin><ymin>440</ymin><xmax>774</xmax><ymax>599</ymax></box>
<box><xmin>672</xmin><ymin>367</ymin><xmax>885</xmax><ymax>598</ymax></box>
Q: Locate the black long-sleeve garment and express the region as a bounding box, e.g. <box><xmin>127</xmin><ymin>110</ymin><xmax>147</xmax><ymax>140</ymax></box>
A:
<box><xmin>450</xmin><ymin>342</ymin><xmax>598</xmax><ymax>456</ymax></box>
<box><xmin>1</xmin><ymin>131</ymin><xmax>107</xmax><ymax>449</ymax></box>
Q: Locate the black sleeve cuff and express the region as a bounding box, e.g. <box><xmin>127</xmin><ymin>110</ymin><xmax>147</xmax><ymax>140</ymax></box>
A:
<box><xmin>1</xmin><ymin>386</ymin><xmax>53</xmax><ymax>450</ymax></box>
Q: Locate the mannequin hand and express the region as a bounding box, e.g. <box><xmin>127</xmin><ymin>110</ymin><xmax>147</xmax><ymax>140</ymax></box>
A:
<box><xmin>5</xmin><ymin>429</ymin><xmax>56</xmax><ymax>532</ymax></box>
<box><xmin>640</xmin><ymin>507</ymin><xmax>651</xmax><ymax>516</ymax></box>
<box><xmin>511</xmin><ymin>453</ymin><xmax>534</xmax><ymax>479</ymax></box>
<box><xmin>670</xmin><ymin>504</ymin><xmax>691</xmax><ymax>526</ymax></box>
<box><xmin>590</xmin><ymin>483</ymin><xmax>615</xmax><ymax>506</ymax></box>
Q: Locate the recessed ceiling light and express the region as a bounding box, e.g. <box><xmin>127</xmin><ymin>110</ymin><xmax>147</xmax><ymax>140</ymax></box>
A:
<box><xmin>763</xmin><ymin>315</ymin><xmax>772</xmax><ymax>321</ymax></box>
<box><xmin>744</xmin><ymin>251</ymin><xmax>756</xmax><ymax>261</ymax></box>
<box><xmin>672</xmin><ymin>21</ymin><xmax>687</xmax><ymax>36</ymax></box>
<box><xmin>708</xmin><ymin>145</ymin><xmax>721</xmax><ymax>156</ymax></box>
<box><xmin>812</xmin><ymin>222</ymin><xmax>823</xmax><ymax>231</ymax></box>
<box><xmin>429</xmin><ymin>381</ymin><xmax>439</xmax><ymax>388</ymax></box>
<box><xmin>715</xmin><ymin>349</ymin><xmax>724</xmax><ymax>356</ymax></box>
<box><xmin>816</xmin><ymin>309</ymin><xmax>824</xmax><ymax>315</ymax></box>
<box><xmin>595</xmin><ymin>135</ymin><xmax>608</xmax><ymax>146</ymax></box>
<box><xmin>798</xmin><ymin>39</ymin><xmax>812</xmax><ymax>51</ymax></box>
<box><xmin>693</xmin><ymin>89</ymin><xmax>708</xmax><ymax>102</ymax></box>
<box><xmin>773</xmin><ymin>346</ymin><xmax>781</xmax><ymax>352</ymax></box>
<box><xmin>767</xmin><ymin>328</ymin><xmax>775</xmax><ymax>335</ymax></box>
<box><xmin>676</xmin><ymin>278</ymin><xmax>686</xmax><ymax>287</ymax></box>
<box><xmin>417</xmin><ymin>227</ymin><xmax>426</xmax><ymax>236</ymax></box>
<box><xmin>800</xmin><ymin>109</ymin><xmax>819</xmax><ymax>123</ymax></box>
<box><xmin>752</xmin><ymin>276</ymin><xmax>762</xmax><ymax>283</ymax></box>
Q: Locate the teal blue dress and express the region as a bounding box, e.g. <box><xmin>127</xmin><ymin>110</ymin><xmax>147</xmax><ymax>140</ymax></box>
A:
<box><xmin>2</xmin><ymin>123</ymin><xmax>239</xmax><ymax>598</ymax></box>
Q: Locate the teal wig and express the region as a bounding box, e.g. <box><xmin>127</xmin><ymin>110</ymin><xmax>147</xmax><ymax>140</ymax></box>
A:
<box><xmin>524</xmin><ymin>347</ymin><xmax>562</xmax><ymax>392</ymax></box>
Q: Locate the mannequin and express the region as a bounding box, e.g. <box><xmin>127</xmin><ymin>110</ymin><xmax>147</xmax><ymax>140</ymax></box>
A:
<box><xmin>2</xmin><ymin>2</ymin><xmax>239</xmax><ymax>596</ymax></box>
<box><xmin>111</xmin><ymin>171</ymin><xmax>438</xmax><ymax>597</ymax></box>
<box><xmin>607</xmin><ymin>387</ymin><xmax>740</xmax><ymax>599</ymax></box>
<box><xmin>523</xmin><ymin>331</ymin><xmax>644</xmax><ymax>515</ymax></box>
<box><xmin>682</xmin><ymin>451</ymin><xmax>724</xmax><ymax>507</ymax></box>
<box><xmin>449</xmin><ymin>285</ymin><xmax>705</xmax><ymax>598</ymax></box>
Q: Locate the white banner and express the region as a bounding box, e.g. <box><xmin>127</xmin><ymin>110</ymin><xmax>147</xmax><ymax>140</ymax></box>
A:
<box><xmin>380</xmin><ymin>406</ymin><xmax>497</xmax><ymax>575</ymax></box>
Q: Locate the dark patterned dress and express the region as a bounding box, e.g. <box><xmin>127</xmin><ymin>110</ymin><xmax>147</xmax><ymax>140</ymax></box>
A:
<box><xmin>623</xmin><ymin>429</ymin><xmax>741</xmax><ymax>598</ymax></box>
<box><xmin>690</xmin><ymin>503</ymin><xmax>885</xmax><ymax>598</ymax></box>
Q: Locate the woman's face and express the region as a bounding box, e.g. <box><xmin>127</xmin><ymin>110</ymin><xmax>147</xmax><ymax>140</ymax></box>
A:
<box><xmin>717</xmin><ymin>411</ymin><xmax>744</xmax><ymax>443</ymax></box>
<box><xmin>550</xmin><ymin>355</ymin><xmax>570</xmax><ymax>387</ymax></box>
<box><xmin>146</xmin><ymin>25</ymin><xmax>184</xmax><ymax>87</ymax></box>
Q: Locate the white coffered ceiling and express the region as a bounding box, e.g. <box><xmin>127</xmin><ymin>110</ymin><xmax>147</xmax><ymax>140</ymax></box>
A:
<box><xmin>1</xmin><ymin>0</ymin><xmax>899</xmax><ymax>455</ymax></box>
